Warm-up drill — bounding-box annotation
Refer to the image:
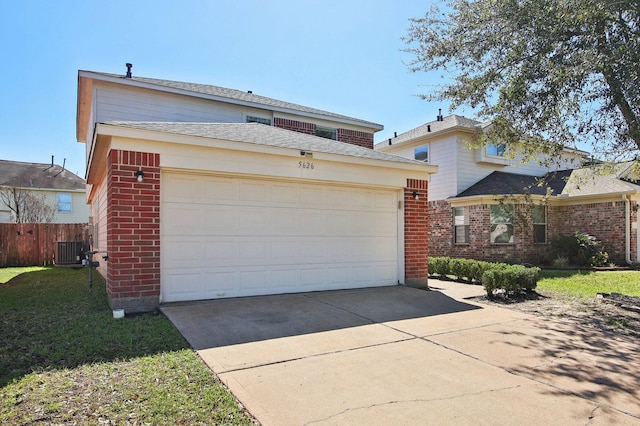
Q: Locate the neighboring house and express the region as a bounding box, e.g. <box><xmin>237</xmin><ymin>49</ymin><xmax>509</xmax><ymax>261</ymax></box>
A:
<box><xmin>0</xmin><ymin>159</ymin><xmax>89</xmax><ymax>224</ymax></box>
<box><xmin>376</xmin><ymin>114</ymin><xmax>640</xmax><ymax>265</ymax></box>
<box><xmin>76</xmin><ymin>65</ymin><xmax>437</xmax><ymax>313</ymax></box>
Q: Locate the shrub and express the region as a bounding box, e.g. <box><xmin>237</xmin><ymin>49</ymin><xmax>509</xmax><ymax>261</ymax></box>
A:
<box><xmin>468</xmin><ymin>260</ymin><xmax>494</xmax><ymax>283</ymax></box>
<box><xmin>550</xmin><ymin>231</ymin><xmax>609</xmax><ymax>267</ymax></box>
<box><xmin>449</xmin><ymin>258</ymin><xmax>466</xmax><ymax>280</ymax></box>
<box><xmin>481</xmin><ymin>264</ymin><xmax>540</xmax><ymax>299</ymax></box>
<box><xmin>428</xmin><ymin>257</ymin><xmax>450</xmax><ymax>277</ymax></box>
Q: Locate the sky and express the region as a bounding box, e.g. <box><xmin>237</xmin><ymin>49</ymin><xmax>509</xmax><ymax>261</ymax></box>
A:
<box><xmin>0</xmin><ymin>0</ymin><xmax>464</xmax><ymax>178</ymax></box>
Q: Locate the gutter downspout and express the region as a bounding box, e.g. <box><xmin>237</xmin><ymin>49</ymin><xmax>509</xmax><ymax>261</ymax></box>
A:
<box><xmin>624</xmin><ymin>195</ymin><xmax>632</xmax><ymax>264</ymax></box>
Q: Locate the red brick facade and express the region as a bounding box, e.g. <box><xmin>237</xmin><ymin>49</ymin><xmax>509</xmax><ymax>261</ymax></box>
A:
<box><xmin>106</xmin><ymin>150</ymin><xmax>161</xmax><ymax>312</ymax></box>
<box><xmin>274</xmin><ymin>117</ymin><xmax>374</xmax><ymax>149</ymax></box>
<box><xmin>337</xmin><ymin>128</ymin><xmax>374</xmax><ymax>149</ymax></box>
<box><xmin>429</xmin><ymin>199</ymin><xmax>638</xmax><ymax>265</ymax></box>
<box><xmin>405</xmin><ymin>179</ymin><xmax>430</xmax><ymax>286</ymax></box>
<box><xmin>274</xmin><ymin>117</ymin><xmax>315</xmax><ymax>135</ymax></box>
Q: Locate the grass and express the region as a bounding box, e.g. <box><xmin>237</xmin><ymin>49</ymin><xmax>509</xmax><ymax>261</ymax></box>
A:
<box><xmin>0</xmin><ymin>266</ymin><xmax>47</xmax><ymax>284</ymax></box>
<box><xmin>539</xmin><ymin>269</ymin><xmax>640</xmax><ymax>300</ymax></box>
<box><xmin>0</xmin><ymin>267</ymin><xmax>255</xmax><ymax>425</ymax></box>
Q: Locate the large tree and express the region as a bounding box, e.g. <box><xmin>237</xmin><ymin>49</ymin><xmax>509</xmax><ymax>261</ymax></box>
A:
<box><xmin>404</xmin><ymin>0</ymin><xmax>640</xmax><ymax>162</ymax></box>
<box><xmin>0</xmin><ymin>187</ymin><xmax>55</xmax><ymax>223</ymax></box>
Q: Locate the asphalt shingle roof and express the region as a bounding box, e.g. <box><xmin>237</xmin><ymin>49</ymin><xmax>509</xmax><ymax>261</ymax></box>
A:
<box><xmin>376</xmin><ymin>114</ymin><xmax>484</xmax><ymax>149</ymax></box>
<box><xmin>103</xmin><ymin>121</ymin><xmax>426</xmax><ymax>166</ymax></box>
<box><xmin>0</xmin><ymin>160</ymin><xmax>85</xmax><ymax>190</ymax></box>
<box><xmin>455</xmin><ymin>166</ymin><xmax>640</xmax><ymax>198</ymax></box>
<box><xmin>84</xmin><ymin>71</ymin><xmax>382</xmax><ymax>129</ymax></box>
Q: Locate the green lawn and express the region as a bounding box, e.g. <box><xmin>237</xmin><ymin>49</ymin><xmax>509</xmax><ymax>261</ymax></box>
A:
<box><xmin>0</xmin><ymin>267</ymin><xmax>254</xmax><ymax>425</ymax></box>
<box><xmin>539</xmin><ymin>269</ymin><xmax>640</xmax><ymax>299</ymax></box>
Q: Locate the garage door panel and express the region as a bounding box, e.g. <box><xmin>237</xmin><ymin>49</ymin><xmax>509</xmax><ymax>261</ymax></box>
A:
<box><xmin>271</xmin><ymin>211</ymin><xmax>300</xmax><ymax>233</ymax></box>
<box><xmin>271</xmin><ymin>183</ymin><xmax>299</xmax><ymax>204</ymax></box>
<box><xmin>238</xmin><ymin>241</ymin><xmax>267</xmax><ymax>260</ymax></box>
<box><xmin>164</xmin><ymin>176</ymin><xmax>204</xmax><ymax>202</ymax></box>
<box><xmin>204</xmin><ymin>207</ymin><xmax>239</xmax><ymax>233</ymax></box>
<box><xmin>162</xmin><ymin>172</ymin><xmax>400</xmax><ymax>302</ymax></box>
<box><xmin>239</xmin><ymin>181</ymin><xmax>269</xmax><ymax>202</ymax></box>
<box><xmin>162</xmin><ymin>238</ymin><xmax>204</xmax><ymax>268</ymax></box>
<box><xmin>204</xmin><ymin>179</ymin><xmax>235</xmax><ymax>201</ymax></box>
<box><xmin>164</xmin><ymin>205</ymin><xmax>203</xmax><ymax>234</ymax></box>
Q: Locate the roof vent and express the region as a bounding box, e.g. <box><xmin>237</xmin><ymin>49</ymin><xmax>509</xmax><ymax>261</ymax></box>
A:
<box><xmin>247</xmin><ymin>90</ymin><xmax>253</xmax><ymax>94</ymax></box>
<box><xmin>388</xmin><ymin>138</ymin><xmax>392</xmax><ymax>145</ymax></box>
<box><xmin>427</xmin><ymin>125</ymin><xmax>431</xmax><ymax>132</ymax></box>
<box><xmin>437</xmin><ymin>108</ymin><xmax>444</xmax><ymax>122</ymax></box>
<box><xmin>125</xmin><ymin>63</ymin><xmax>133</xmax><ymax>78</ymax></box>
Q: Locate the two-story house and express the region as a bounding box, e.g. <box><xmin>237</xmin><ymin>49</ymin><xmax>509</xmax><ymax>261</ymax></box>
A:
<box><xmin>76</xmin><ymin>65</ymin><xmax>437</xmax><ymax>313</ymax></box>
<box><xmin>0</xmin><ymin>159</ymin><xmax>89</xmax><ymax>224</ymax></box>
<box><xmin>377</xmin><ymin>114</ymin><xmax>640</xmax><ymax>265</ymax></box>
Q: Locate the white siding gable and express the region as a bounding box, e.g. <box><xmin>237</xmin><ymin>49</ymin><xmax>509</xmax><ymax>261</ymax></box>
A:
<box><xmin>94</xmin><ymin>82</ymin><xmax>273</xmax><ymax>126</ymax></box>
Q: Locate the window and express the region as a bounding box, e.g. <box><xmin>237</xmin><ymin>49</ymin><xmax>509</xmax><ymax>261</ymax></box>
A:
<box><xmin>246</xmin><ymin>115</ymin><xmax>271</xmax><ymax>125</ymax></box>
<box><xmin>453</xmin><ymin>207</ymin><xmax>469</xmax><ymax>243</ymax></box>
<box><xmin>486</xmin><ymin>143</ymin><xmax>506</xmax><ymax>157</ymax></box>
<box><xmin>414</xmin><ymin>145</ymin><xmax>429</xmax><ymax>162</ymax></box>
<box><xmin>490</xmin><ymin>204</ymin><xmax>513</xmax><ymax>244</ymax></box>
<box><xmin>533</xmin><ymin>205</ymin><xmax>546</xmax><ymax>243</ymax></box>
<box><xmin>316</xmin><ymin>127</ymin><xmax>337</xmax><ymax>140</ymax></box>
<box><xmin>57</xmin><ymin>193</ymin><xmax>72</xmax><ymax>213</ymax></box>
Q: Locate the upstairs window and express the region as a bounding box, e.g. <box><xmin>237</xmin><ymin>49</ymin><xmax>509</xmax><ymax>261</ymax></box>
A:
<box><xmin>246</xmin><ymin>115</ymin><xmax>271</xmax><ymax>125</ymax></box>
<box><xmin>57</xmin><ymin>193</ymin><xmax>72</xmax><ymax>213</ymax></box>
<box><xmin>453</xmin><ymin>207</ymin><xmax>469</xmax><ymax>243</ymax></box>
<box><xmin>316</xmin><ymin>127</ymin><xmax>337</xmax><ymax>140</ymax></box>
<box><xmin>533</xmin><ymin>205</ymin><xmax>547</xmax><ymax>243</ymax></box>
<box><xmin>414</xmin><ymin>145</ymin><xmax>429</xmax><ymax>162</ymax></box>
<box><xmin>486</xmin><ymin>143</ymin><xmax>506</xmax><ymax>157</ymax></box>
<box><xmin>490</xmin><ymin>204</ymin><xmax>513</xmax><ymax>244</ymax></box>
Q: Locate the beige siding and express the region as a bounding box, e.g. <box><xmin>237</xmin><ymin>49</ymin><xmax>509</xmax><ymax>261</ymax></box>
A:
<box><xmin>429</xmin><ymin>136</ymin><xmax>459</xmax><ymax>200</ymax></box>
<box><xmin>94</xmin><ymin>83</ymin><xmax>272</xmax><ymax>125</ymax></box>
<box><xmin>0</xmin><ymin>189</ymin><xmax>88</xmax><ymax>224</ymax></box>
<box><xmin>383</xmin><ymin>134</ymin><xmax>586</xmax><ymax>202</ymax></box>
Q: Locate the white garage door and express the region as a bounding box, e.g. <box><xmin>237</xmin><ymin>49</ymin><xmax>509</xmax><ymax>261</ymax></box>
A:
<box><xmin>161</xmin><ymin>172</ymin><xmax>401</xmax><ymax>302</ymax></box>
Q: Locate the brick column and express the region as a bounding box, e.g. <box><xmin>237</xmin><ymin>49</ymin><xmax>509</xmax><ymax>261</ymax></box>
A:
<box><xmin>106</xmin><ymin>150</ymin><xmax>160</xmax><ymax>313</ymax></box>
<box><xmin>405</xmin><ymin>178</ymin><xmax>429</xmax><ymax>288</ymax></box>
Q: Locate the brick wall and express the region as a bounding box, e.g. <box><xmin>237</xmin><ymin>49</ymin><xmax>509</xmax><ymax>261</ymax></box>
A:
<box><xmin>405</xmin><ymin>179</ymin><xmax>429</xmax><ymax>287</ymax></box>
<box><xmin>337</xmin><ymin>128</ymin><xmax>374</xmax><ymax>149</ymax></box>
<box><xmin>274</xmin><ymin>117</ymin><xmax>315</xmax><ymax>135</ymax></box>
<box><xmin>274</xmin><ymin>117</ymin><xmax>375</xmax><ymax>150</ymax></box>
<box><xmin>106</xmin><ymin>150</ymin><xmax>161</xmax><ymax>313</ymax></box>
<box><xmin>550</xmin><ymin>201</ymin><xmax>636</xmax><ymax>264</ymax></box>
<box><xmin>429</xmin><ymin>199</ymin><xmax>638</xmax><ymax>265</ymax></box>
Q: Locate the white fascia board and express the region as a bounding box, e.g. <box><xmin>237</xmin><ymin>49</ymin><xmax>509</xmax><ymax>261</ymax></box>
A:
<box><xmin>448</xmin><ymin>194</ymin><xmax>548</xmax><ymax>207</ymax></box>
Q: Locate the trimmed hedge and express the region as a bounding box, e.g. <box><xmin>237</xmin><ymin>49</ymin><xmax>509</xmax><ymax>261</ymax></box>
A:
<box><xmin>428</xmin><ymin>256</ymin><xmax>540</xmax><ymax>299</ymax></box>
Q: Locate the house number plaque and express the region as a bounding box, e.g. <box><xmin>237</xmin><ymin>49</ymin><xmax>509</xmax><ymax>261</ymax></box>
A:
<box><xmin>298</xmin><ymin>162</ymin><xmax>315</xmax><ymax>169</ymax></box>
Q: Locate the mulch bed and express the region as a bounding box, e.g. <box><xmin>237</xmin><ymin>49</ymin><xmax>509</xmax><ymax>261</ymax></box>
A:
<box><xmin>472</xmin><ymin>291</ymin><xmax>640</xmax><ymax>337</ymax></box>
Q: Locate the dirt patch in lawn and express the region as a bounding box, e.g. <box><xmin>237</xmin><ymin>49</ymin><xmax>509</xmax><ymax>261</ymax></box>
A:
<box><xmin>472</xmin><ymin>291</ymin><xmax>640</xmax><ymax>337</ymax></box>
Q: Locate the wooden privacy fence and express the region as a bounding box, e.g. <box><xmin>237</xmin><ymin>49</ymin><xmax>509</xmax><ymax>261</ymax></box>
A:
<box><xmin>0</xmin><ymin>223</ymin><xmax>89</xmax><ymax>267</ymax></box>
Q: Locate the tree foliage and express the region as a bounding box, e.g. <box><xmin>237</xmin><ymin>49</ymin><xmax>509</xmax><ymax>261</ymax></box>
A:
<box><xmin>404</xmin><ymin>0</ymin><xmax>640</xmax><ymax>162</ymax></box>
<box><xmin>0</xmin><ymin>187</ymin><xmax>56</xmax><ymax>223</ymax></box>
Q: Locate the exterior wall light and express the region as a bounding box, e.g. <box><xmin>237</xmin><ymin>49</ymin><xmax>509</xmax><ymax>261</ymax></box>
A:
<box><xmin>412</xmin><ymin>191</ymin><xmax>419</xmax><ymax>200</ymax></box>
<box><xmin>135</xmin><ymin>170</ymin><xmax>144</xmax><ymax>183</ymax></box>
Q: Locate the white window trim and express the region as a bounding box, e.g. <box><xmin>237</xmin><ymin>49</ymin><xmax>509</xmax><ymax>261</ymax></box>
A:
<box><xmin>57</xmin><ymin>193</ymin><xmax>72</xmax><ymax>213</ymax></box>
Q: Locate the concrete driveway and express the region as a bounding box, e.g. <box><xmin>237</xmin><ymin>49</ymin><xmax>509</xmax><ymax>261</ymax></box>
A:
<box><xmin>161</xmin><ymin>281</ymin><xmax>640</xmax><ymax>425</ymax></box>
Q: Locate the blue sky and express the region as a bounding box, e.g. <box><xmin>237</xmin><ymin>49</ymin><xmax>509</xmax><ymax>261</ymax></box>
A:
<box><xmin>1</xmin><ymin>0</ymin><xmax>463</xmax><ymax>177</ymax></box>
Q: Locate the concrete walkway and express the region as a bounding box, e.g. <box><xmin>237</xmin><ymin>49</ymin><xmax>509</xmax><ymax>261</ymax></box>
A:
<box><xmin>161</xmin><ymin>281</ymin><xmax>640</xmax><ymax>425</ymax></box>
